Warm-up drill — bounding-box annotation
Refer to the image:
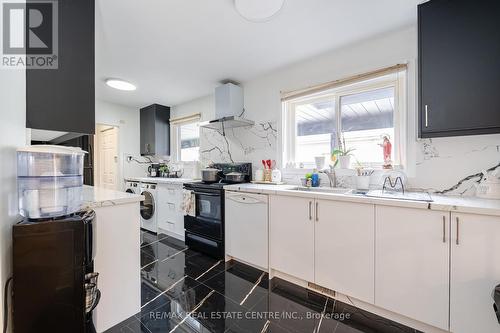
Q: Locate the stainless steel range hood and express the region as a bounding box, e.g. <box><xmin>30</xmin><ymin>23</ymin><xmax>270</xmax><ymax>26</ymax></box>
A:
<box><xmin>200</xmin><ymin>116</ymin><xmax>254</xmax><ymax>130</ymax></box>
<box><xmin>200</xmin><ymin>83</ymin><xmax>254</xmax><ymax>131</ymax></box>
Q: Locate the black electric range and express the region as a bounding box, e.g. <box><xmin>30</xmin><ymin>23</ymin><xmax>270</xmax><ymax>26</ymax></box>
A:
<box><xmin>183</xmin><ymin>163</ymin><xmax>252</xmax><ymax>259</ymax></box>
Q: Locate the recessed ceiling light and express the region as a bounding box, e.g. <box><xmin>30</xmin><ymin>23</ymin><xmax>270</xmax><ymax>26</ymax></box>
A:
<box><xmin>234</xmin><ymin>0</ymin><xmax>284</xmax><ymax>23</ymax></box>
<box><xmin>105</xmin><ymin>78</ymin><xmax>136</xmax><ymax>91</ymax></box>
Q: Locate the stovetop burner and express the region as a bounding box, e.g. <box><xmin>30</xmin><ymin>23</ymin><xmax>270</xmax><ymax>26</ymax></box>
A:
<box><xmin>197</xmin><ymin>181</ymin><xmax>230</xmax><ymax>187</ymax></box>
<box><xmin>193</xmin><ymin>162</ymin><xmax>252</xmax><ymax>189</ymax></box>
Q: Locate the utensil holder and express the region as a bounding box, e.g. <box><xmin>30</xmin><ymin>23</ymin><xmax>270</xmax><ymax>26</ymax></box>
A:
<box><xmin>356</xmin><ymin>176</ymin><xmax>370</xmax><ymax>190</ymax></box>
<box><xmin>263</xmin><ymin>169</ymin><xmax>272</xmax><ymax>182</ymax></box>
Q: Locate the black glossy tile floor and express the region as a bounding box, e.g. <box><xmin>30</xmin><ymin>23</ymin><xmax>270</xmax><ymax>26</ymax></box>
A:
<box><xmin>106</xmin><ymin>231</ymin><xmax>422</xmax><ymax>333</ymax></box>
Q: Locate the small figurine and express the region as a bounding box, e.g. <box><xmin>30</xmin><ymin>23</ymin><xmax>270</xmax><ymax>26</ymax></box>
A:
<box><xmin>379</xmin><ymin>135</ymin><xmax>393</xmax><ymax>169</ymax></box>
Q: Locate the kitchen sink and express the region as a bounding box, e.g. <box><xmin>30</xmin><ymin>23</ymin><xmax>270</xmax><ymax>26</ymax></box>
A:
<box><xmin>292</xmin><ymin>187</ymin><xmax>433</xmax><ymax>202</ymax></box>
<box><xmin>293</xmin><ymin>186</ymin><xmax>350</xmax><ymax>194</ymax></box>
<box><xmin>364</xmin><ymin>190</ymin><xmax>433</xmax><ymax>202</ymax></box>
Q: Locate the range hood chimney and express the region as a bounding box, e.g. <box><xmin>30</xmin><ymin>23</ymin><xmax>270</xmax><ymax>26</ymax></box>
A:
<box><xmin>200</xmin><ymin>83</ymin><xmax>254</xmax><ymax>131</ymax></box>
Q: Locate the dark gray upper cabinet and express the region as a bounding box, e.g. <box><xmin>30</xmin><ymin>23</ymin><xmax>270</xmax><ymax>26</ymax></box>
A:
<box><xmin>26</xmin><ymin>0</ymin><xmax>95</xmax><ymax>134</ymax></box>
<box><xmin>140</xmin><ymin>104</ymin><xmax>170</xmax><ymax>156</ymax></box>
<box><xmin>418</xmin><ymin>0</ymin><xmax>500</xmax><ymax>138</ymax></box>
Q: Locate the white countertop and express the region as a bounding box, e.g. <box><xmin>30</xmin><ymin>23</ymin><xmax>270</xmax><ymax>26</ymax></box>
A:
<box><xmin>82</xmin><ymin>185</ymin><xmax>144</xmax><ymax>208</ymax></box>
<box><xmin>125</xmin><ymin>176</ymin><xmax>195</xmax><ymax>185</ymax></box>
<box><xmin>224</xmin><ymin>183</ymin><xmax>500</xmax><ymax>217</ymax></box>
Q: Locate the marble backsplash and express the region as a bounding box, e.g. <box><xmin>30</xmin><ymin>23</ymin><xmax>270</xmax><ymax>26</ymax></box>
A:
<box><xmin>198</xmin><ymin>124</ymin><xmax>500</xmax><ymax>196</ymax></box>
<box><xmin>122</xmin><ymin>119</ymin><xmax>500</xmax><ymax>197</ymax></box>
<box><xmin>199</xmin><ymin>120</ymin><xmax>278</xmax><ymax>169</ymax></box>
<box><xmin>412</xmin><ymin>137</ymin><xmax>500</xmax><ymax>195</ymax></box>
<box><xmin>121</xmin><ymin>121</ymin><xmax>278</xmax><ymax>181</ymax></box>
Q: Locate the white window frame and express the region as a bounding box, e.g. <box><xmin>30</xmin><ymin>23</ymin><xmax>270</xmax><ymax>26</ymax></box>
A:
<box><xmin>170</xmin><ymin>115</ymin><xmax>201</xmax><ymax>163</ymax></box>
<box><xmin>282</xmin><ymin>69</ymin><xmax>407</xmax><ymax>170</ymax></box>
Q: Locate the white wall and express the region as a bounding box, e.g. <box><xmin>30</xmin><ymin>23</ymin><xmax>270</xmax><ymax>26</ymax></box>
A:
<box><xmin>242</xmin><ymin>27</ymin><xmax>416</xmax><ymax>123</ymax></box>
<box><xmin>95</xmin><ymin>99</ymin><xmax>141</xmax><ymax>188</ymax></box>
<box><xmin>0</xmin><ymin>68</ymin><xmax>26</xmax><ymax>331</ymax></box>
<box><xmin>171</xmin><ymin>26</ymin><xmax>500</xmax><ymax>192</ymax></box>
<box><xmin>171</xmin><ymin>94</ymin><xmax>215</xmax><ymax>121</ymax></box>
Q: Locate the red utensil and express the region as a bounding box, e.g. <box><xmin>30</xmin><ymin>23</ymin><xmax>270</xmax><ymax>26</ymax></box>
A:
<box><xmin>262</xmin><ymin>160</ymin><xmax>267</xmax><ymax>169</ymax></box>
<box><xmin>266</xmin><ymin>160</ymin><xmax>272</xmax><ymax>170</ymax></box>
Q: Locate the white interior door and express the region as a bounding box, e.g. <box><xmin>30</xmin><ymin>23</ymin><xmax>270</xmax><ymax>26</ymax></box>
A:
<box><xmin>99</xmin><ymin>126</ymin><xmax>118</xmax><ymax>190</ymax></box>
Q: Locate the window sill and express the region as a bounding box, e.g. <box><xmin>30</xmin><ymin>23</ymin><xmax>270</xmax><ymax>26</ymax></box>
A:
<box><xmin>282</xmin><ymin>165</ymin><xmax>405</xmax><ymax>174</ymax></box>
<box><xmin>178</xmin><ymin>161</ymin><xmax>199</xmax><ymax>164</ymax></box>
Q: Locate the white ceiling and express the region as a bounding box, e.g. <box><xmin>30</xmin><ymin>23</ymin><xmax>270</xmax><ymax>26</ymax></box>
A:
<box><xmin>96</xmin><ymin>0</ymin><xmax>420</xmax><ymax>109</ymax></box>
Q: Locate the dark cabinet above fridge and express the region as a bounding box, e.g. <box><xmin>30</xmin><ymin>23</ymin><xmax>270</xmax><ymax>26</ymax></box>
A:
<box><xmin>140</xmin><ymin>104</ymin><xmax>170</xmax><ymax>156</ymax></box>
<box><xmin>418</xmin><ymin>0</ymin><xmax>500</xmax><ymax>138</ymax></box>
<box><xmin>26</xmin><ymin>0</ymin><xmax>95</xmax><ymax>135</ymax></box>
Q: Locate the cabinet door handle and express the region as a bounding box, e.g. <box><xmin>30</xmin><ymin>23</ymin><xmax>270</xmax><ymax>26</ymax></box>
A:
<box><xmin>425</xmin><ymin>105</ymin><xmax>429</xmax><ymax>127</ymax></box>
<box><xmin>442</xmin><ymin>215</ymin><xmax>446</xmax><ymax>243</ymax></box>
<box><xmin>309</xmin><ymin>201</ymin><xmax>312</xmax><ymax>221</ymax></box>
<box><xmin>315</xmin><ymin>201</ymin><xmax>319</xmax><ymax>222</ymax></box>
<box><xmin>456</xmin><ymin>216</ymin><xmax>460</xmax><ymax>245</ymax></box>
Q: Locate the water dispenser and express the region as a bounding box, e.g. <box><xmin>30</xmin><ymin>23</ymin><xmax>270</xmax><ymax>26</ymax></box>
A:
<box><xmin>17</xmin><ymin>145</ymin><xmax>87</xmax><ymax>219</ymax></box>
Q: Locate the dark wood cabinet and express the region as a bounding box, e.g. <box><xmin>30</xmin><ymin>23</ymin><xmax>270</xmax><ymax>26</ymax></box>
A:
<box><xmin>26</xmin><ymin>0</ymin><xmax>95</xmax><ymax>134</ymax></box>
<box><xmin>418</xmin><ymin>0</ymin><xmax>500</xmax><ymax>138</ymax></box>
<box><xmin>140</xmin><ymin>104</ymin><xmax>170</xmax><ymax>156</ymax></box>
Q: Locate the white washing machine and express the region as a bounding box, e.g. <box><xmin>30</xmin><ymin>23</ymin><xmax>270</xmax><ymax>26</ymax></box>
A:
<box><xmin>140</xmin><ymin>183</ymin><xmax>158</xmax><ymax>233</ymax></box>
<box><xmin>125</xmin><ymin>181</ymin><xmax>139</xmax><ymax>194</ymax></box>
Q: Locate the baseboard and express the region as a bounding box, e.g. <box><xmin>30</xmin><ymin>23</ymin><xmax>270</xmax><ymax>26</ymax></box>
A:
<box><xmin>270</xmin><ymin>268</ymin><xmax>448</xmax><ymax>333</ymax></box>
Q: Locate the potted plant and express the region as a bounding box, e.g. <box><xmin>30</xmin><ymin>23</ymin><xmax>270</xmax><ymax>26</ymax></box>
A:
<box><xmin>331</xmin><ymin>135</ymin><xmax>355</xmax><ymax>169</ymax></box>
<box><xmin>159</xmin><ymin>165</ymin><xmax>169</xmax><ymax>177</ymax></box>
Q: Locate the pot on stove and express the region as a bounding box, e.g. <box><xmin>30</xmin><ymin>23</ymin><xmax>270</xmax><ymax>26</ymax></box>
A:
<box><xmin>201</xmin><ymin>168</ymin><xmax>221</xmax><ymax>183</ymax></box>
<box><xmin>225</xmin><ymin>172</ymin><xmax>246</xmax><ymax>183</ymax></box>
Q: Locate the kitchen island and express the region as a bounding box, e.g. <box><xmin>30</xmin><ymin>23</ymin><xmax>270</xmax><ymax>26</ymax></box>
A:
<box><xmin>82</xmin><ymin>185</ymin><xmax>144</xmax><ymax>332</ymax></box>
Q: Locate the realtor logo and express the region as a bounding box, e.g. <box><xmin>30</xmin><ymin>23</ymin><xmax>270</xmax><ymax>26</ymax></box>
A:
<box><xmin>1</xmin><ymin>0</ymin><xmax>58</xmax><ymax>69</ymax></box>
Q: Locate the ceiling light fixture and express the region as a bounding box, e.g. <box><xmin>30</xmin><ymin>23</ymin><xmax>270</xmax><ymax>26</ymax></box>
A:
<box><xmin>105</xmin><ymin>78</ymin><xmax>137</xmax><ymax>91</ymax></box>
<box><xmin>234</xmin><ymin>0</ymin><xmax>285</xmax><ymax>23</ymax></box>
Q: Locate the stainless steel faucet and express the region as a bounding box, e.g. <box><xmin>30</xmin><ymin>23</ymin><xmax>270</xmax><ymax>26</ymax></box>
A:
<box><xmin>320</xmin><ymin>167</ymin><xmax>337</xmax><ymax>188</ymax></box>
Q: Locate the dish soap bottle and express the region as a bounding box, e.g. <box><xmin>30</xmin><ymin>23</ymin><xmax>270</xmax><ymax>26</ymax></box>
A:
<box><xmin>311</xmin><ymin>169</ymin><xmax>320</xmax><ymax>187</ymax></box>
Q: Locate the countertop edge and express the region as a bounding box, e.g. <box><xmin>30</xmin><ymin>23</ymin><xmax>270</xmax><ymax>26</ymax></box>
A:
<box><xmin>223</xmin><ymin>185</ymin><xmax>500</xmax><ymax>217</ymax></box>
<box><xmin>124</xmin><ymin>177</ymin><xmax>196</xmax><ymax>185</ymax></box>
<box><xmin>82</xmin><ymin>185</ymin><xmax>144</xmax><ymax>209</ymax></box>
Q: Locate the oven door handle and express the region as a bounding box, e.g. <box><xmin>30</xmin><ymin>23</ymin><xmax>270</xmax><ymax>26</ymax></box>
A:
<box><xmin>190</xmin><ymin>215</ymin><xmax>221</xmax><ymax>224</ymax></box>
<box><xmin>193</xmin><ymin>191</ymin><xmax>220</xmax><ymax>197</ymax></box>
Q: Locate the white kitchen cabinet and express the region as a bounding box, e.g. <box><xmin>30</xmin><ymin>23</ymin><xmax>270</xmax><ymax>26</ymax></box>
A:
<box><xmin>450</xmin><ymin>212</ymin><xmax>500</xmax><ymax>333</ymax></box>
<box><xmin>270</xmin><ymin>195</ymin><xmax>315</xmax><ymax>282</ymax></box>
<box><xmin>375</xmin><ymin>206</ymin><xmax>449</xmax><ymax>330</ymax></box>
<box><xmin>157</xmin><ymin>184</ymin><xmax>184</xmax><ymax>240</ymax></box>
<box><xmin>315</xmin><ymin>200</ymin><xmax>375</xmax><ymax>303</ymax></box>
<box><xmin>225</xmin><ymin>191</ymin><xmax>268</xmax><ymax>269</ymax></box>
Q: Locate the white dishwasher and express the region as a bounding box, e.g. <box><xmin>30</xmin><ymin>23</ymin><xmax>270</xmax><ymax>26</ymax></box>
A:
<box><xmin>225</xmin><ymin>191</ymin><xmax>268</xmax><ymax>269</ymax></box>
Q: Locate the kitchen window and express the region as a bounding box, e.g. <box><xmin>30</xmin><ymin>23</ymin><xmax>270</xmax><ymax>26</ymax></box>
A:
<box><xmin>282</xmin><ymin>66</ymin><xmax>407</xmax><ymax>169</ymax></box>
<box><xmin>170</xmin><ymin>114</ymin><xmax>201</xmax><ymax>162</ymax></box>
